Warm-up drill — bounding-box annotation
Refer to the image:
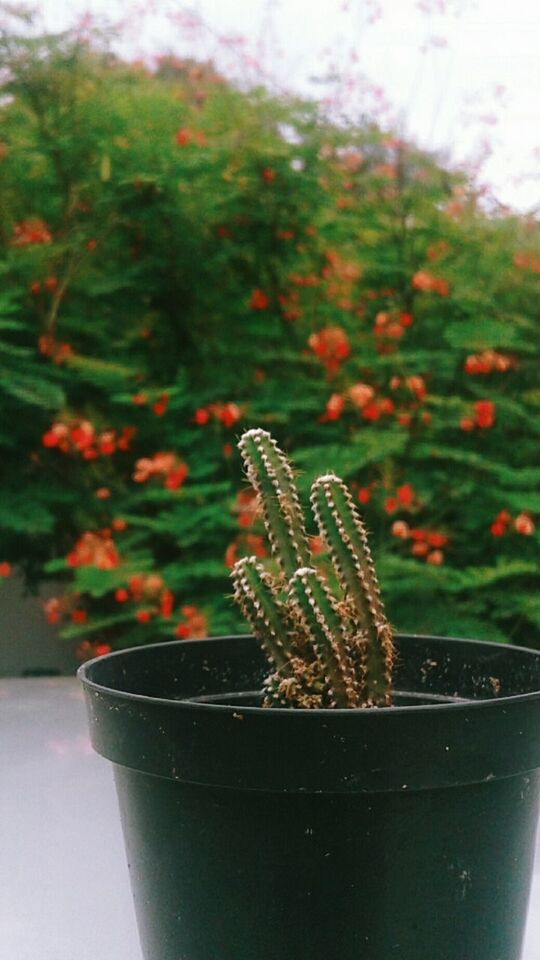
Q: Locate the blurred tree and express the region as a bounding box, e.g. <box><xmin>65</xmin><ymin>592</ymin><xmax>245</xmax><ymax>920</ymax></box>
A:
<box><xmin>0</xmin><ymin>12</ymin><xmax>538</xmax><ymax>655</ymax></box>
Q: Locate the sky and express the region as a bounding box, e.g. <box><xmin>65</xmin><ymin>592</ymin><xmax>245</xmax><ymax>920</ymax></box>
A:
<box><xmin>32</xmin><ymin>0</ymin><xmax>540</xmax><ymax>212</ymax></box>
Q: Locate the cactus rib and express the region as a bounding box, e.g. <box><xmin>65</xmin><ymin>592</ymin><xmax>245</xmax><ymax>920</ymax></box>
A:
<box><xmin>310</xmin><ymin>474</ymin><xmax>394</xmax><ymax>705</ymax></box>
<box><xmin>238</xmin><ymin>429</ymin><xmax>311</xmax><ymax>579</ymax></box>
<box><xmin>288</xmin><ymin>567</ymin><xmax>360</xmax><ymax>708</ymax></box>
<box><xmin>232</xmin><ymin>556</ymin><xmax>292</xmax><ymax>669</ymax></box>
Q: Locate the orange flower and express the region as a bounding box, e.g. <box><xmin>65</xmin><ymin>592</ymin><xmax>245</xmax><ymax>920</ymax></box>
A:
<box><xmin>321</xmin><ymin>392</ymin><xmax>345</xmax><ymax>422</ymax></box>
<box><xmin>175</xmin><ymin>127</ymin><xmax>192</xmax><ymax>146</ymax></box>
<box><xmin>515</xmin><ymin>513</ymin><xmax>535</xmax><ymax>536</ymax></box>
<box><xmin>412</xmin><ymin>270</ymin><xmax>450</xmax><ymax>296</ymax></box>
<box><xmin>67</xmin><ymin>530</ymin><xmax>120</xmax><ymax>570</ymax></box>
<box><xmin>12</xmin><ymin>218</ymin><xmax>52</xmax><ymax>246</ymax></box>
<box><xmin>349</xmin><ymin>383</ymin><xmax>374</xmax><ymax>409</ymax></box>
<box><xmin>308</xmin><ymin>326</ymin><xmax>351</xmax><ymax>374</ymax></box>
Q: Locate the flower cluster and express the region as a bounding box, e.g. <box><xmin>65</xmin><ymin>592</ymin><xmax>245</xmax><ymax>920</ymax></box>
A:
<box><xmin>115</xmin><ymin>573</ymin><xmax>175</xmax><ymax>621</ymax></box>
<box><xmin>464</xmin><ymin>351</ymin><xmax>515</xmax><ymax>375</ymax></box>
<box><xmin>322</xmin><ymin>248</ymin><xmax>362</xmax><ymax>309</ymax></box>
<box><xmin>384</xmin><ymin>483</ymin><xmax>417</xmax><ymax>514</ymax></box>
<box><xmin>174</xmin><ymin>605</ymin><xmax>208</xmax><ymax>639</ymax></box>
<box><xmin>194</xmin><ymin>402</ymin><xmax>243</xmax><ymax>428</ymax></box>
<box><xmin>308</xmin><ymin>325</ymin><xmax>351</xmax><ymax>374</ymax></box>
<box><xmin>374</xmin><ymin>310</ymin><xmax>414</xmax><ymax>342</ymax></box>
<box><xmin>391</xmin><ymin>521</ymin><xmax>448</xmax><ymax>564</ymax></box>
<box><xmin>412</xmin><ymin>270</ymin><xmax>450</xmax><ymax>296</ymax></box>
<box><xmin>67</xmin><ymin>530</ymin><xmax>121</xmax><ymax>569</ymax></box>
<box><xmin>42</xmin><ymin>419</ymin><xmax>136</xmax><ymax>457</ymax></box>
<box><xmin>513</xmin><ymin>251</ymin><xmax>540</xmax><ymax>273</ymax></box>
<box><xmin>321</xmin><ymin>374</ymin><xmax>429</xmax><ymax>427</ymax></box>
<box><xmin>12</xmin><ymin>218</ymin><xmax>52</xmax><ymax>246</ymax></box>
<box><xmin>460</xmin><ymin>400</ymin><xmax>496</xmax><ymax>431</ymax></box>
<box><xmin>490</xmin><ymin>511</ymin><xmax>535</xmax><ymax>537</ymax></box>
<box><xmin>38</xmin><ymin>334</ymin><xmax>74</xmax><ymax>364</ymax></box>
<box><xmin>175</xmin><ymin>127</ymin><xmax>207</xmax><ymax>147</ymax></box>
<box><xmin>43</xmin><ymin>595</ymin><xmax>89</xmax><ymax>626</ymax></box>
<box><xmin>225</xmin><ymin>532</ymin><xmax>268</xmax><ymax>568</ymax></box>
<box><xmin>133</xmin><ymin>453</ymin><xmax>188</xmax><ymax>489</ymax></box>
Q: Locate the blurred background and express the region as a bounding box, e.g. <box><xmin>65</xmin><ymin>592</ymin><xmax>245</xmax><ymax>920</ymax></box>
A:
<box><xmin>0</xmin><ymin>0</ymin><xmax>538</xmax><ymax>675</ymax></box>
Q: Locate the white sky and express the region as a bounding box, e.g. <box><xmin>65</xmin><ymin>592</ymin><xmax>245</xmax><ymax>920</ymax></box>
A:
<box><xmin>33</xmin><ymin>0</ymin><xmax>540</xmax><ymax>212</ymax></box>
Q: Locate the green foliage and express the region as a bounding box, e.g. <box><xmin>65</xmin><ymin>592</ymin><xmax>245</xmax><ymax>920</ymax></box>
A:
<box><xmin>0</xmin><ymin>17</ymin><xmax>538</xmax><ymax>657</ymax></box>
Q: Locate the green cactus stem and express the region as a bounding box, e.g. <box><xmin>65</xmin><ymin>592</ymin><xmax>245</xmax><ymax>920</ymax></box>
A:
<box><xmin>288</xmin><ymin>567</ymin><xmax>360</xmax><ymax>708</ymax></box>
<box><xmin>238</xmin><ymin>428</ymin><xmax>311</xmax><ymax>580</ymax></box>
<box><xmin>231</xmin><ymin>429</ymin><xmax>395</xmax><ymax>709</ymax></box>
<box><xmin>231</xmin><ymin>556</ymin><xmax>292</xmax><ymax>670</ymax></box>
<box><xmin>310</xmin><ymin>474</ymin><xmax>395</xmax><ymax>705</ymax></box>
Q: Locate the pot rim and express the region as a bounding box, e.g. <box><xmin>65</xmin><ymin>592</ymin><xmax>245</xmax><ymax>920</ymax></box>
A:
<box><xmin>78</xmin><ymin>631</ymin><xmax>540</xmax><ymax>717</ymax></box>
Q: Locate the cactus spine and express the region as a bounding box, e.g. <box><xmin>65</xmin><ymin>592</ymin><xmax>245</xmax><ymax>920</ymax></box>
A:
<box><xmin>231</xmin><ymin>428</ymin><xmax>395</xmax><ymax>708</ymax></box>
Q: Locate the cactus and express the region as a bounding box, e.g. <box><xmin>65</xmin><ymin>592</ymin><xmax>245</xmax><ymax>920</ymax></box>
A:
<box><xmin>231</xmin><ymin>428</ymin><xmax>395</xmax><ymax>708</ymax></box>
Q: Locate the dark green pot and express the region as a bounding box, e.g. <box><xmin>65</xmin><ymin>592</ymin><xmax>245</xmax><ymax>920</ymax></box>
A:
<box><xmin>79</xmin><ymin>633</ymin><xmax>540</xmax><ymax>960</ymax></box>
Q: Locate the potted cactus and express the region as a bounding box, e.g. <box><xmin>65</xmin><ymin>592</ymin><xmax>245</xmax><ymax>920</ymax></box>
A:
<box><xmin>80</xmin><ymin>429</ymin><xmax>540</xmax><ymax>960</ymax></box>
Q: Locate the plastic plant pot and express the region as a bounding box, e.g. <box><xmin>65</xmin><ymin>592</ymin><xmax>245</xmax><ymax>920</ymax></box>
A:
<box><xmin>79</xmin><ymin>632</ymin><xmax>540</xmax><ymax>960</ymax></box>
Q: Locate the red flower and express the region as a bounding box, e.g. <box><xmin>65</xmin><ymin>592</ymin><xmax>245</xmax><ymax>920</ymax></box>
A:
<box><xmin>384</xmin><ymin>497</ymin><xmax>398</xmax><ymax>514</ymax></box>
<box><xmin>490</xmin><ymin>521</ymin><xmax>506</xmax><ymax>537</ymax></box>
<box><xmin>397</xmin><ymin>484</ymin><xmax>414</xmax><ymax>507</ymax></box>
<box><xmin>474</xmin><ymin>400</ymin><xmax>496</xmax><ymax>429</ymax></box>
<box><xmin>362</xmin><ymin>402</ymin><xmax>381</xmax><ymax>422</ymax></box>
<box><xmin>95</xmin><ymin>644</ymin><xmax>112</xmax><ymax>656</ymax></box>
<box><xmin>250</xmin><ymin>289</ymin><xmax>270</xmax><ymax>310</ymax></box>
<box><xmin>160</xmin><ymin>589</ymin><xmax>175</xmax><ymax>618</ymax></box>
<box><xmin>115</xmin><ymin>588</ymin><xmax>130</xmax><ymax>603</ymax></box>
<box><xmin>215</xmin><ymin>402</ymin><xmax>242</xmax><ymax>428</ymax></box>
<box><xmin>165</xmin><ymin>464</ymin><xmax>189</xmax><ymax>490</ymax></box>
<box><xmin>152</xmin><ymin>393</ymin><xmax>170</xmax><ymax>417</ymax></box>
<box><xmin>357</xmin><ymin>487</ymin><xmax>372</xmax><ymax>504</ymax></box>
<box><xmin>262</xmin><ymin>167</ymin><xmax>276</xmax><ymax>182</ymax></box>
<box><xmin>136</xmin><ymin>610</ymin><xmax>154</xmax><ymax>623</ymax></box>
<box><xmin>426</xmin><ymin>550</ymin><xmax>444</xmax><ymax>565</ymax></box>
<box><xmin>71</xmin><ymin>609</ymin><xmax>88</xmax><ymax>624</ymax></box>
<box><xmin>0</xmin><ymin>561</ymin><xmax>12</xmax><ymax>577</ymax></box>
<box><xmin>427</xmin><ymin>532</ymin><xmax>448</xmax><ymax>548</ymax></box>
<box><xmin>45</xmin><ymin>276</ymin><xmax>58</xmax><ymax>293</ymax></box>
<box><xmin>194</xmin><ymin>407</ymin><xmax>210</xmax><ymax>425</ymax></box>
<box><xmin>400</xmin><ymin>312</ymin><xmax>414</xmax><ymax>327</ymax></box>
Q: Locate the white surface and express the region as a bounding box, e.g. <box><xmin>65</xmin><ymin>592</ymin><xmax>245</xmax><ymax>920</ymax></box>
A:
<box><xmin>0</xmin><ymin>678</ymin><xmax>141</xmax><ymax>960</ymax></box>
<box><xmin>1</xmin><ymin>676</ymin><xmax>539</xmax><ymax>959</ymax></box>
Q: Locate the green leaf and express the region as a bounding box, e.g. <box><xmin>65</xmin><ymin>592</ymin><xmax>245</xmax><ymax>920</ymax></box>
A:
<box><xmin>443</xmin><ymin>318</ymin><xmax>528</xmax><ymax>351</ymax></box>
